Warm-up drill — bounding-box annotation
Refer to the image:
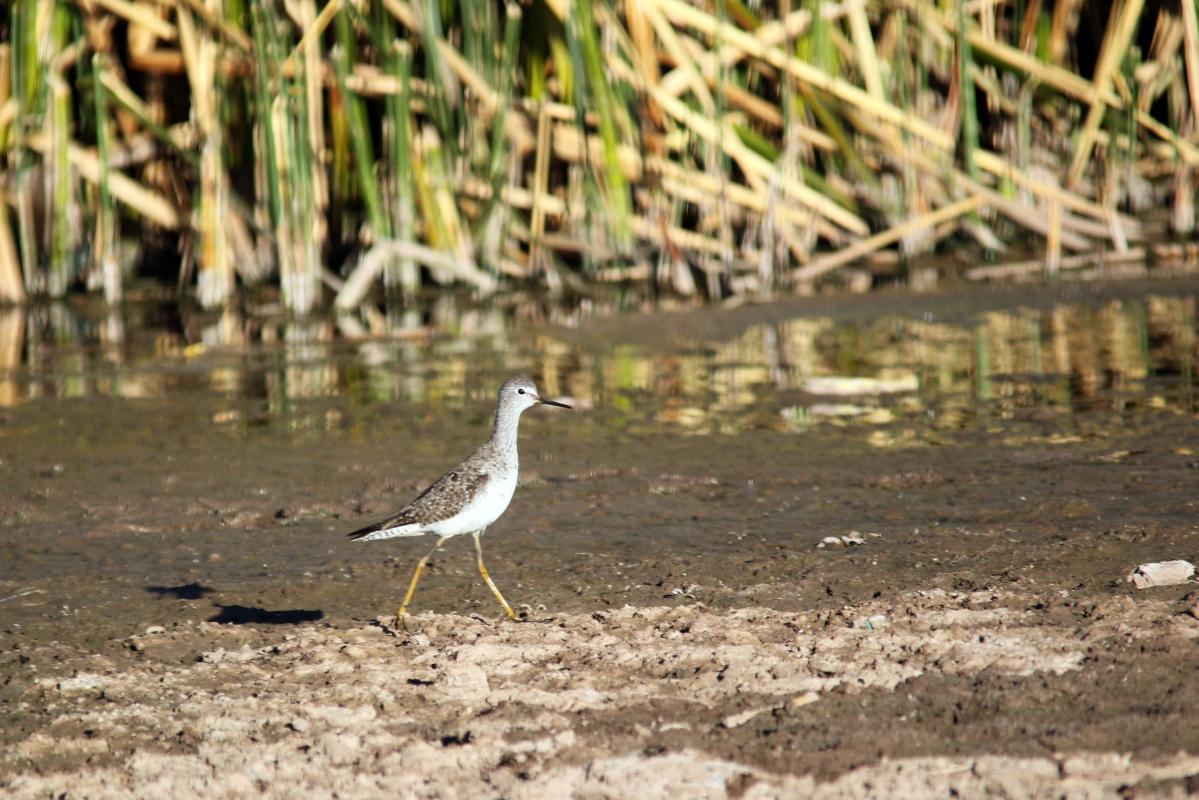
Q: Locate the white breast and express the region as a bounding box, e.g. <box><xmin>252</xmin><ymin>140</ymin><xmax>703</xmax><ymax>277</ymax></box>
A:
<box><xmin>428</xmin><ymin>471</ymin><xmax>518</xmax><ymax>537</ymax></box>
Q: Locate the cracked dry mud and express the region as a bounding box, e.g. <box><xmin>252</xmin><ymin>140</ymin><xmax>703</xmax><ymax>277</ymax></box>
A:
<box><xmin>5</xmin><ymin>589</ymin><xmax>1199</xmax><ymax>799</ymax></box>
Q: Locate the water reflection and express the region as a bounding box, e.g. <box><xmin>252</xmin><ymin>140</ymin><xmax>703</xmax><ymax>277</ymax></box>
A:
<box><xmin>0</xmin><ymin>289</ymin><xmax>1195</xmax><ymax>434</ymax></box>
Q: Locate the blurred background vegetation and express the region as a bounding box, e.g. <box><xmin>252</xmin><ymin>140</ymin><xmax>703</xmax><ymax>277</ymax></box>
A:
<box><xmin>1</xmin><ymin>0</ymin><xmax>1197</xmax><ymax>313</ymax></box>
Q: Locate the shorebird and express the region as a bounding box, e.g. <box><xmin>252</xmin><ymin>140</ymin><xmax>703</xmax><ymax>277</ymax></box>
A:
<box><xmin>347</xmin><ymin>376</ymin><xmax>571</xmax><ymax>626</ymax></box>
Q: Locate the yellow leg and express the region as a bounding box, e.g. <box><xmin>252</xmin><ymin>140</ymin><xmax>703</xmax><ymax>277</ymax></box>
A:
<box><xmin>474</xmin><ymin>531</ymin><xmax>518</xmax><ymax>620</ymax></box>
<box><xmin>395</xmin><ymin>537</ymin><xmax>445</xmax><ymax>628</ymax></box>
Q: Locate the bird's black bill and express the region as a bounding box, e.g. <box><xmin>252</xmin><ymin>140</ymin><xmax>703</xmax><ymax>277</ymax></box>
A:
<box><xmin>538</xmin><ymin>398</ymin><xmax>572</xmax><ymax>409</ymax></box>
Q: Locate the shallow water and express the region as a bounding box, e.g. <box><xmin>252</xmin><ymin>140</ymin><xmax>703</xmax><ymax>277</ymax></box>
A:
<box><xmin>2</xmin><ymin>278</ymin><xmax>1196</xmax><ymax>432</ymax></box>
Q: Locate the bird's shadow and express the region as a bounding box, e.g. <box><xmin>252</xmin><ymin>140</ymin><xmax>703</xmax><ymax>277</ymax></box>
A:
<box><xmin>207</xmin><ymin>604</ymin><xmax>324</xmax><ymax>625</ymax></box>
<box><xmin>144</xmin><ymin>583</ymin><xmax>323</xmax><ymax>626</ymax></box>
<box><xmin>144</xmin><ymin>583</ymin><xmax>216</xmax><ymax>600</ymax></box>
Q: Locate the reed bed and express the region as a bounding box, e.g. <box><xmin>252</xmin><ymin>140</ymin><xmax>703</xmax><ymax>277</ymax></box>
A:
<box><xmin>0</xmin><ymin>0</ymin><xmax>1197</xmax><ymax>310</ymax></box>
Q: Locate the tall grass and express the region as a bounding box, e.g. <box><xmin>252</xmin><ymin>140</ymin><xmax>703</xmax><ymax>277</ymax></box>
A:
<box><xmin>0</xmin><ymin>0</ymin><xmax>1196</xmax><ymax>312</ymax></box>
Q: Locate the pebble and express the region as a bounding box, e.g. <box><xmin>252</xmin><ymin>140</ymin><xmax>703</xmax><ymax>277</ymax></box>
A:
<box><xmin>721</xmin><ymin>707</ymin><xmax>766</xmax><ymax>729</ymax></box>
<box><xmin>853</xmin><ymin>614</ymin><xmax>888</xmax><ymax>630</ymax></box>
<box><xmin>817</xmin><ymin>533</ymin><xmax>866</xmax><ymax>548</ymax></box>
<box><xmin>787</xmin><ymin>692</ymin><xmax>820</xmax><ymax>710</ymax></box>
<box><xmin>1126</xmin><ymin>560</ymin><xmax>1196</xmax><ymax>589</ymax></box>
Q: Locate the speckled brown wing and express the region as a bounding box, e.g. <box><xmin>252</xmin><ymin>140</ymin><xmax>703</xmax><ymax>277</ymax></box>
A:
<box><xmin>346</xmin><ymin>465</ymin><xmax>490</xmax><ymax>540</ymax></box>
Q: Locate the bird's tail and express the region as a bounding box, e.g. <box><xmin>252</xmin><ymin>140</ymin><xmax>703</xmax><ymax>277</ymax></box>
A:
<box><xmin>346</xmin><ymin>520</ymin><xmax>425</xmax><ymax>542</ymax></box>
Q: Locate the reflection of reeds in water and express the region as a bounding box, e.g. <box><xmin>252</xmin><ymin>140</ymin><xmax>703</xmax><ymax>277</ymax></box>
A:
<box><xmin>0</xmin><ymin>309</ymin><xmax>24</xmax><ymax>406</ymax></box>
<box><xmin>200</xmin><ymin>309</ymin><xmax>248</xmax><ymax>403</ymax></box>
<box><xmin>1</xmin><ymin>295</ymin><xmax>1196</xmax><ymax>429</ymax></box>
<box><xmin>273</xmin><ymin>320</ymin><xmax>337</xmax><ymax>412</ymax></box>
<box><xmin>1099</xmin><ymin>301</ymin><xmax>1151</xmax><ymax>387</ymax></box>
<box><xmin>1145</xmin><ymin>296</ymin><xmax>1198</xmax><ymax>381</ymax></box>
<box><xmin>1057</xmin><ymin>302</ymin><xmax>1136</xmax><ymax>404</ymax></box>
<box><xmin>708</xmin><ymin>330</ymin><xmax>774</xmax><ymax>419</ymax></box>
<box><xmin>775</xmin><ymin>319</ymin><xmax>835</xmax><ymax>385</ymax></box>
<box><xmin>977</xmin><ymin>299</ymin><xmax>1199</xmax><ymax>413</ymax></box>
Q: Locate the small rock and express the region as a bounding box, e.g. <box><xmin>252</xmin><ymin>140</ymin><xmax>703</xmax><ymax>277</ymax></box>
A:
<box><xmin>722</xmin><ymin>707</ymin><xmax>767</xmax><ymax>729</ymax></box>
<box><xmin>658</xmin><ymin>722</ymin><xmax>692</xmax><ymax>732</ymax></box>
<box><xmin>57</xmin><ymin>674</ymin><xmax>104</xmax><ymax>693</ymax></box>
<box><xmin>144</xmin><ymin>625</ymin><xmax>165</xmax><ymax>635</ymax></box>
<box><xmin>1126</xmin><ymin>560</ymin><xmax>1196</xmax><ymax>589</ymax></box>
<box><xmin>853</xmin><ymin>614</ymin><xmax>888</xmax><ymax>630</ymax></box>
<box><xmin>787</xmin><ymin>692</ymin><xmax>820</xmax><ymax>710</ymax></box>
<box><xmin>818</xmin><ymin>534</ymin><xmax>866</xmax><ymax>548</ymax></box>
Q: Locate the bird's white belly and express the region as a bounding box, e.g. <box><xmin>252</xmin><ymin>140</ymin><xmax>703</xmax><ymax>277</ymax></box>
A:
<box><xmin>429</xmin><ymin>472</ymin><xmax>517</xmax><ymax>537</ymax></box>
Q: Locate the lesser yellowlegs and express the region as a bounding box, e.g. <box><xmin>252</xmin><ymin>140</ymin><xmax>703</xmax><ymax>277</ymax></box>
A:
<box><xmin>347</xmin><ymin>376</ymin><xmax>570</xmax><ymax>625</ymax></box>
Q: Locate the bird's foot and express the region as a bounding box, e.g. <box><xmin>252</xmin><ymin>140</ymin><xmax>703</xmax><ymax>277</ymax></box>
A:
<box><xmin>374</xmin><ymin>607</ymin><xmax>410</xmax><ymax>636</ymax></box>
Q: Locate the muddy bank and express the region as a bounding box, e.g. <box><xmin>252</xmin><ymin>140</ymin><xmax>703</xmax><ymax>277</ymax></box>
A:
<box><xmin>2</xmin><ymin>277</ymin><xmax>1199</xmax><ymax>796</ymax></box>
<box><xmin>5</xmin><ymin>589</ymin><xmax>1199</xmax><ymax>798</ymax></box>
<box><xmin>2</xmin><ymin>396</ymin><xmax>1199</xmax><ymax>797</ymax></box>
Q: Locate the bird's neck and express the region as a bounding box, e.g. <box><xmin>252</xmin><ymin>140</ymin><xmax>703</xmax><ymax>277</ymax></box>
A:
<box><xmin>489</xmin><ymin>407</ymin><xmax>522</xmax><ymax>453</ymax></box>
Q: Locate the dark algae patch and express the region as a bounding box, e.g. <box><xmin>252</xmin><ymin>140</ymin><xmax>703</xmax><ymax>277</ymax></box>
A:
<box><xmin>2</xmin><ymin>278</ymin><xmax>1199</xmax><ymax>796</ymax></box>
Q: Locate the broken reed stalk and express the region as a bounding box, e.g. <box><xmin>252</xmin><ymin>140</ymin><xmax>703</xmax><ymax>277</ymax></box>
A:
<box><xmin>253</xmin><ymin>2</ymin><xmax>322</xmax><ymax>313</ymax></box>
<box><xmin>46</xmin><ymin>72</ymin><xmax>72</xmax><ymax>299</ymax></box>
<box><xmin>0</xmin><ymin>95</ymin><xmax>22</xmax><ymax>301</ymax></box>
<box><xmin>794</xmin><ymin>194</ymin><xmax>989</xmax><ymax>282</ymax></box>
<box><xmin>178</xmin><ymin>0</ymin><xmax>232</xmax><ymax>308</ymax></box>
<box><xmin>1066</xmin><ymin>0</ymin><xmax>1147</xmax><ymax>186</ymax></box>
<box><xmin>1</xmin><ymin>0</ymin><xmax>1197</xmax><ymax>311</ymax></box>
<box><xmin>45</xmin><ymin>2</ymin><xmax>74</xmax><ymax>299</ymax></box>
<box><xmin>282</xmin><ymin>12</ymin><xmax>322</xmax><ymax>313</ymax></box>
<box><xmin>92</xmin><ymin>54</ymin><xmax>120</xmax><ymax>304</ymax></box>
<box><xmin>383</xmin><ymin>37</ymin><xmax>419</xmax><ymax>294</ymax></box>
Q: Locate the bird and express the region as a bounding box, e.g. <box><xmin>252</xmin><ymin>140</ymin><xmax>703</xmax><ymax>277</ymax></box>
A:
<box><xmin>347</xmin><ymin>375</ymin><xmax>571</xmax><ymax>626</ymax></box>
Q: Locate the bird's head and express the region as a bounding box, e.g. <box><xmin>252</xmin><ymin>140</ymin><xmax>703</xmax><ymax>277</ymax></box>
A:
<box><xmin>499</xmin><ymin>375</ymin><xmax>572</xmax><ymax>413</ymax></box>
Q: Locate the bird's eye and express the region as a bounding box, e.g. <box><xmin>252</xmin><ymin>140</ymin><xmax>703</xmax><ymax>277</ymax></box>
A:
<box><xmin>517</xmin><ymin>388</ymin><xmax>526</xmax><ymax>395</ymax></box>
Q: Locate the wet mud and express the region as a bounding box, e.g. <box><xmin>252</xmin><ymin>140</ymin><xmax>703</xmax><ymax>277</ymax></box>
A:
<box><xmin>2</xmin><ymin>277</ymin><xmax>1199</xmax><ymax>797</ymax></box>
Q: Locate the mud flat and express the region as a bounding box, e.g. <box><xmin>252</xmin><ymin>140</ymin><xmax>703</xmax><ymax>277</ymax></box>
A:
<box><xmin>3</xmin><ymin>280</ymin><xmax>1199</xmax><ymax>796</ymax></box>
<box><xmin>4</xmin><ymin>587</ymin><xmax>1199</xmax><ymax>798</ymax></box>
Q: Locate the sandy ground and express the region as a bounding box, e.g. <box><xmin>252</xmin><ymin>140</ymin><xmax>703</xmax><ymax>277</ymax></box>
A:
<box><xmin>5</xmin><ymin>585</ymin><xmax>1199</xmax><ymax>798</ymax></box>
